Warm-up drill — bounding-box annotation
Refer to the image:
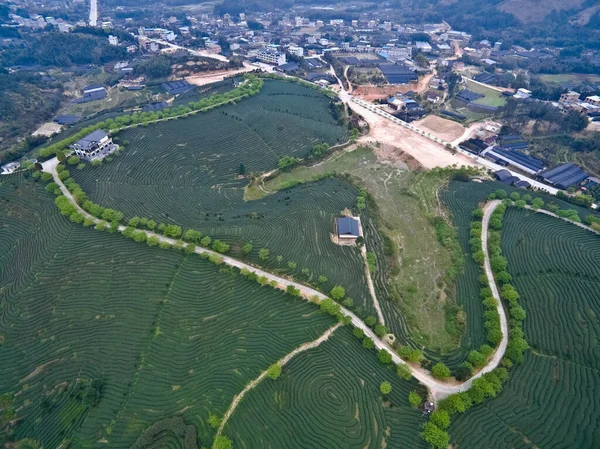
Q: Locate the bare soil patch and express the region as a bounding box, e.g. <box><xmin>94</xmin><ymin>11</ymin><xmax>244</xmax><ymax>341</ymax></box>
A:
<box><xmin>414</xmin><ymin>115</ymin><xmax>466</xmax><ymax>142</ymax></box>
<box><xmin>352</xmin><ymin>103</ymin><xmax>478</xmax><ymax>169</ymax></box>
<box><xmin>185</xmin><ymin>66</ymin><xmax>253</xmax><ymax>86</ymax></box>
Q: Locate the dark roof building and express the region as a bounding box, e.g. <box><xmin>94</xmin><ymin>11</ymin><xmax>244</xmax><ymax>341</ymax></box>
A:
<box><xmin>162</xmin><ymin>80</ymin><xmax>194</xmax><ymax>95</ymax></box>
<box><xmin>69</xmin><ymin>129</ymin><xmax>115</xmax><ymax>161</ymax></box>
<box><xmin>378</xmin><ymin>63</ymin><xmax>417</xmax><ymax>84</ymax></box>
<box><xmin>483</xmin><ymin>146</ymin><xmax>545</xmax><ymax>174</ymax></box>
<box><xmin>538</xmin><ymin>163</ymin><xmax>589</xmax><ymax>189</ymax></box>
<box><xmin>493</xmin><ymin>169</ymin><xmax>512</xmax><ymax>182</ymax></box>
<box><xmin>457</xmin><ymin>89</ymin><xmax>484</xmax><ymax>103</ymax></box>
<box><xmin>337</xmin><ymin>217</ymin><xmax>360</xmax><ymax>239</ymax></box>
<box><xmin>54</xmin><ymin>115</ymin><xmax>81</xmax><ymax>125</ymax></box>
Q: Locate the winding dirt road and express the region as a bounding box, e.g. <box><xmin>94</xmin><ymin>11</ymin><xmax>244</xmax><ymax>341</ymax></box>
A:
<box><xmin>42</xmin><ymin>159</ymin><xmax>508</xmax><ymax>402</ymax></box>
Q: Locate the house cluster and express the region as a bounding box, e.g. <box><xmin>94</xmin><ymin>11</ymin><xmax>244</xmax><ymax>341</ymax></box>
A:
<box><xmin>558</xmin><ymin>91</ymin><xmax>600</xmax><ymax>115</ymax></box>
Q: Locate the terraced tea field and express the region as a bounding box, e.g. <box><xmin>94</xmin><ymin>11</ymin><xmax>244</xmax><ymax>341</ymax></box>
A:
<box><xmin>450</xmin><ymin>207</ymin><xmax>600</xmax><ymax>448</ymax></box>
<box><xmin>435</xmin><ymin>179</ymin><xmax>598</xmax><ymax>368</ymax></box>
<box><xmin>224</xmin><ymin>326</ymin><xmax>427</xmax><ymax>449</ymax></box>
<box><xmin>69</xmin><ymin>80</ymin><xmax>376</xmax><ymax>315</ymax></box>
<box><xmin>0</xmin><ymin>174</ymin><xmax>337</xmax><ymax>448</ymax></box>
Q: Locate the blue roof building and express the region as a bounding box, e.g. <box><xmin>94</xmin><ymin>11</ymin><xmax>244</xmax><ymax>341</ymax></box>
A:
<box><xmin>337</xmin><ymin>217</ymin><xmax>360</xmax><ymax>239</ymax></box>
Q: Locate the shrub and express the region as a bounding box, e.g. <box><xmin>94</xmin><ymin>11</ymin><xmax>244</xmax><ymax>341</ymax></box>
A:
<box><xmin>408</xmin><ymin>390</ymin><xmax>422</xmax><ymax>407</ymax></box>
<box><xmin>183</xmin><ymin>229</ymin><xmax>202</xmax><ymax>243</ymax></box>
<box><xmin>455</xmin><ymin>361</ymin><xmax>473</xmax><ymax>381</ymax></box>
<box><xmin>380</xmin><ymin>381</ymin><xmax>392</xmax><ymax>395</ymax></box>
<box><xmin>362</xmin><ymin>337</ymin><xmax>375</xmax><ymax>349</ymax></box>
<box><xmin>258</xmin><ymin>248</ymin><xmax>269</xmax><ymax>260</ymax></box>
<box><xmin>213</xmin><ymin>436</ymin><xmax>233</xmax><ymax>449</ymax></box>
<box><xmin>468</xmin><ymin>350</ymin><xmax>487</xmax><ymax>368</ymax></box>
<box><xmin>431</xmin><ymin>362</ymin><xmax>451</xmax><ymax>379</ymax></box>
<box><xmin>430</xmin><ymin>410</ymin><xmax>450</xmax><ymax>429</ymax></box>
<box><xmin>397</xmin><ymin>364</ymin><xmax>412</xmax><ymax>380</ymax></box>
<box><xmin>374</xmin><ymin>324</ymin><xmax>388</xmax><ymax>337</ymax></box>
<box><xmin>378</xmin><ymin>349</ymin><xmax>392</xmax><ymax>364</ymax></box>
<box><xmin>330</xmin><ymin>285</ymin><xmax>345</xmax><ymax>300</ymax></box>
<box><xmin>365</xmin><ymin>316</ymin><xmax>377</xmax><ymax>327</ymax></box>
<box><xmin>266</xmin><ymin>364</ymin><xmax>282</xmax><ymax>380</ymax></box>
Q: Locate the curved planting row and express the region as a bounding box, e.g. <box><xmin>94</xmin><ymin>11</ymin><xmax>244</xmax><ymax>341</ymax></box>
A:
<box><xmin>223</xmin><ymin>326</ymin><xmax>427</xmax><ymax>449</ymax></box>
<box><xmin>450</xmin><ymin>207</ymin><xmax>600</xmax><ymax>448</ymax></box>
<box><xmin>0</xmin><ymin>174</ymin><xmax>339</xmax><ymax>449</ymax></box>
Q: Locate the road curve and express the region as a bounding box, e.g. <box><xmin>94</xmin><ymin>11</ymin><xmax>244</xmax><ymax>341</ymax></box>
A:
<box><xmin>42</xmin><ymin>158</ymin><xmax>508</xmax><ymax>402</ymax></box>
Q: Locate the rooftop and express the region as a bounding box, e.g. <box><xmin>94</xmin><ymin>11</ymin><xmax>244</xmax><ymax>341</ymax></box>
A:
<box><xmin>72</xmin><ymin>129</ymin><xmax>108</xmax><ymax>150</ymax></box>
<box><xmin>337</xmin><ymin>216</ymin><xmax>359</xmax><ymax>237</ymax></box>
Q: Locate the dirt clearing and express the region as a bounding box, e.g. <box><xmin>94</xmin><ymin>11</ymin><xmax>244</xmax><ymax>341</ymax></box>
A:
<box><xmin>352</xmin><ymin>103</ymin><xmax>478</xmax><ymax>169</ymax></box>
<box><xmin>186</xmin><ymin>66</ymin><xmax>254</xmax><ymax>86</ymax></box>
<box><xmin>413</xmin><ymin>115</ymin><xmax>466</xmax><ymax>142</ymax></box>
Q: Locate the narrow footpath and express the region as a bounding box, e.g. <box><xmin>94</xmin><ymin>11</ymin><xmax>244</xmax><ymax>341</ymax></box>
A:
<box><xmin>215</xmin><ymin>323</ymin><xmax>342</xmax><ymax>441</ymax></box>
<box><xmin>42</xmin><ymin>157</ymin><xmax>507</xmax><ymax>402</ymax></box>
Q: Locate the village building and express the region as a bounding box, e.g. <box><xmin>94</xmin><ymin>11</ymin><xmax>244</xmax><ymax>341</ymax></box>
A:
<box><xmin>1</xmin><ymin>162</ymin><xmax>20</xmax><ymax>175</ymax></box>
<box><xmin>69</xmin><ymin>129</ymin><xmax>116</xmax><ymax>161</ymax></box>
<box><xmin>336</xmin><ymin>216</ymin><xmax>360</xmax><ymax>241</ymax></box>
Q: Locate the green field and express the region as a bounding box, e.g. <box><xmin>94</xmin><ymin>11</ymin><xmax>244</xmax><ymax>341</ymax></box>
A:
<box><xmin>224</xmin><ymin>326</ymin><xmax>427</xmax><ymax>449</ymax></box>
<box><xmin>465</xmin><ymin>80</ymin><xmax>507</xmax><ymax>108</ymax></box>
<box><xmin>0</xmin><ymin>174</ymin><xmax>337</xmax><ymax>448</ymax></box>
<box><xmin>450</xmin><ymin>207</ymin><xmax>600</xmax><ymax>448</ymax></box>
<box><xmin>538</xmin><ymin>73</ymin><xmax>600</xmax><ymax>88</ymax></box>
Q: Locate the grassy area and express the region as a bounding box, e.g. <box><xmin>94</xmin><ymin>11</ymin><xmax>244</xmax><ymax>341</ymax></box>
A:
<box><xmin>538</xmin><ymin>73</ymin><xmax>600</xmax><ymax>87</ymax></box>
<box><xmin>465</xmin><ymin>80</ymin><xmax>507</xmax><ymax>107</ymax></box>
<box><xmin>445</xmin><ymin>99</ymin><xmax>490</xmax><ymax>124</ymax></box>
<box><xmin>60</xmin><ymin>87</ymin><xmax>153</xmax><ymax>117</ymax></box>
<box><xmin>259</xmin><ymin>146</ymin><xmax>466</xmax><ymax>352</ymax></box>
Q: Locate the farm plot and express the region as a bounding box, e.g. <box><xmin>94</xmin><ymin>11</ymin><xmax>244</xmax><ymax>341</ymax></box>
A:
<box><xmin>450</xmin><ymin>208</ymin><xmax>600</xmax><ymax>449</ymax></box>
<box><xmin>0</xmin><ymin>174</ymin><xmax>337</xmax><ymax>449</ymax></box>
<box><xmin>224</xmin><ymin>326</ymin><xmax>427</xmax><ymax>449</ymax></box>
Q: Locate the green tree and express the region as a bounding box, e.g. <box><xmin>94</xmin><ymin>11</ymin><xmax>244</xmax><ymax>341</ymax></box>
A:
<box><xmin>287</xmin><ymin>261</ymin><xmax>297</xmax><ymax>269</ymax></box>
<box><xmin>362</xmin><ymin>337</ymin><xmax>375</xmax><ymax>349</ymax></box>
<box><xmin>208</xmin><ymin>414</ymin><xmax>221</xmax><ymax>428</ymax></box>
<box><xmin>468</xmin><ymin>350</ymin><xmax>487</xmax><ymax>368</ymax></box>
<box><xmin>408</xmin><ymin>390</ymin><xmax>422</xmax><ymax>407</ymax></box>
<box><xmin>184</xmin><ymin>243</ymin><xmax>195</xmax><ymax>254</ymax></box>
<box><xmin>380</xmin><ymin>381</ymin><xmax>392</xmax><ymax>395</ymax></box>
<box><xmin>374</xmin><ymin>324</ymin><xmax>388</xmax><ymax>337</ymax></box>
<box><xmin>212</xmin><ymin>240</ymin><xmax>230</xmax><ymax>254</ymax></box>
<box><xmin>266</xmin><ymin>363</ymin><xmax>282</xmax><ymax>380</ymax></box>
<box><xmin>378</xmin><ymin>349</ymin><xmax>392</xmax><ymax>364</ymax></box>
<box><xmin>258</xmin><ymin>248</ymin><xmax>269</xmax><ymax>260</ymax></box>
<box><xmin>163</xmin><ymin>224</ymin><xmax>182</xmax><ymax>238</ymax></box>
<box><xmin>431</xmin><ymin>362</ymin><xmax>451</xmax><ymax>380</ymax></box>
<box><xmin>183</xmin><ymin>229</ymin><xmax>202</xmax><ymax>243</ymax></box>
<box><xmin>278</xmin><ymin>155</ymin><xmax>298</xmax><ymax>171</ymax></box>
<box><xmin>365</xmin><ymin>316</ymin><xmax>377</xmax><ymax>327</ymax></box>
<box><xmin>330</xmin><ymin>285</ymin><xmax>345</xmax><ymax>300</ymax></box>
<box><xmin>242</xmin><ymin>242</ymin><xmax>253</xmax><ymax>254</ymax></box>
<box><xmin>397</xmin><ymin>364</ymin><xmax>412</xmax><ymax>380</ymax></box>
<box><xmin>200</xmin><ymin>236</ymin><xmax>212</xmax><ymax>247</ymax></box>
<box><xmin>430</xmin><ymin>410</ymin><xmax>450</xmax><ymax>429</ymax></box>
<box><xmin>213</xmin><ymin>436</ymin><xmax>233</xmax><ymax>449</ymax></box>
<box><xmin>318</xmin><ymin>275</ymin><xmax>328</xmax><ymax>283</ymax></box>
<box><xmin>421</xmin><ymin>422</ymin><xmax>450</xmax><ymax>449</ymax></box>
<box><xmin>353</xmin><ymin>327</ymin><xmax>364</xmax><ymax>339</ymax></box>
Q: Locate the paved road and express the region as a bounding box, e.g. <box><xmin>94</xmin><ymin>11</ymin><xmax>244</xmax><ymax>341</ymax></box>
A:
<box><xmin>42</xmin><ymin>161</ymin><xmax>508</xmax><ymax>401</ymax></box>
